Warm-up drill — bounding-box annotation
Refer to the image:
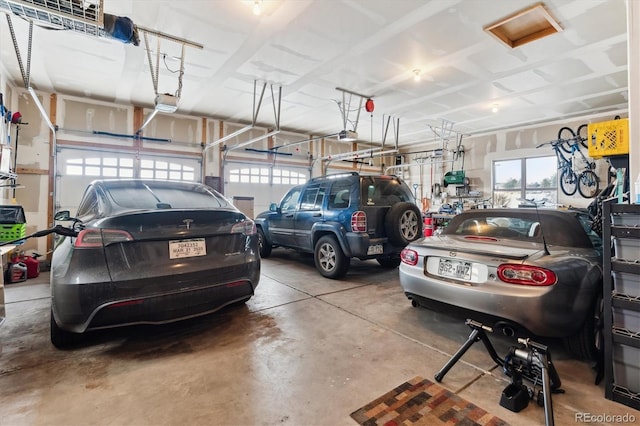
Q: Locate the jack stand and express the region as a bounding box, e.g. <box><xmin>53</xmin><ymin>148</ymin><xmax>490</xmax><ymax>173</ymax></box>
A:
<box><xmin>434</xmin><ymin>319</ymin><xmax>563</xmax><ymax>426</ymax></box>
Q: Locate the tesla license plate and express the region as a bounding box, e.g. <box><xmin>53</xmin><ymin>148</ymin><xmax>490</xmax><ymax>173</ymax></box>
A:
<box><xmin>169</xmin><ymin>238</ymin><xmax>206</xmax><ymax>259</ymax></box>
<box><xmin>438</xmin><ymin>258</ymin><xmax>471</xmax><ymax>280</ymax></box>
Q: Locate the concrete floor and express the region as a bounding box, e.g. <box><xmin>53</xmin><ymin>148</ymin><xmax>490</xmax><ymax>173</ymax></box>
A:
<box><xmin>0</xmin><ymin>250</ymin><xmax>635</xmax><ymax>426</ymax></box>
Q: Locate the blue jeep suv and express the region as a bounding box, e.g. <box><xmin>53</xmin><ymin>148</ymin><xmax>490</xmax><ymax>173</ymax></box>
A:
<box><xmin>255</xmin><ymin>172</ymin><xmax>423</xmax><ymax>278</ymax></box>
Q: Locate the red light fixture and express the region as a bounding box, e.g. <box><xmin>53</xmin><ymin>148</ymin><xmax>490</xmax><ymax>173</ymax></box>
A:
<box><xmin>365</xmin><ymin>98</ymin><xmax>374</xmax><ymax>113</ymax></box>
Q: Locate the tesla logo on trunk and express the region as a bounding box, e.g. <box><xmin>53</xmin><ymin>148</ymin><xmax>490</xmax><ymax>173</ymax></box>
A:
<box><xmin>183</xmin><ymin>219</ymin><xmax>194</xmax><ymax>229</ymax></box>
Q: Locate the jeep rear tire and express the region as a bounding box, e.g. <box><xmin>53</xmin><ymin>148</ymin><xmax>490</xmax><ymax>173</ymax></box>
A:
<box><xmin>257</xmin><ymin>227</ymin><xmax>272</xmax><ymax>258</ymax></box>
<box><xmin>385</xmin><ymin>202</ymin><xmax>422</xmax><ymax>246</ymax></box>
<box><xmin>314</xmin><ymin>235</ymin><xmax>349</xmax><ymax>279</ymax></box>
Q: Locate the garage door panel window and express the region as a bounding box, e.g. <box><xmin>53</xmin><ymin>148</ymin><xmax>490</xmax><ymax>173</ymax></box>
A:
<box><xmin>228</xmin><ymin>167</ymin><xmax>307</xmax><ymax>185</ymax></box>
<box><xmin>64</xmin><ymin>157</ymin><xmax>135</xmax><ymax>178</ymax></box>
<box><xmin>140</xmin><ymin>159</ymin><xmax>195</xmax><ymax>182</ymax></box>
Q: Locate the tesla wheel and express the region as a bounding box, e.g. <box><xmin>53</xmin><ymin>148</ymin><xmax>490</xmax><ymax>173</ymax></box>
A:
<box><xmin>50</xmin><ymin>309</ymin><xmax>83</xmax><ymax>349</ymax></box>
<box><xmin>314</xmin><ymin>235</ymin><xmax>349</xmax><ymax>279</ymax></box>
<box><xmin>578</xmin><ymin>170</ymin><xmax>599</xmax><ymax>198</ymax></box>
<box><xmin>257</xmin><ymin>227</ymin><xmax>272</xmax><ymax>258</ymax></box>
<box><xmin>377</xmin><ymin>257</ymin><xmax>401</xmax><ymax>268</ymax></box>
<box><xmin>560</xmin><ymin>168</ymin><xmax>578</xmax><ymax>196</ymax></box>
<box><xmin>385</xmin><ymin>202</ymin><xmax>423</xmax><ymax>246</ymax></box>
<box><xmin>563</xmin><ymin>293</ymin><xmax>603</xmax><ymax>361</ymax></box>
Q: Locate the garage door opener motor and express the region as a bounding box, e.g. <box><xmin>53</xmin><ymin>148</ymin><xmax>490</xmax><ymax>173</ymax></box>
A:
<box><xmin>434</xmin><ymin>319</ymin><xmax>564</xmax><ymax>426</ymax></box>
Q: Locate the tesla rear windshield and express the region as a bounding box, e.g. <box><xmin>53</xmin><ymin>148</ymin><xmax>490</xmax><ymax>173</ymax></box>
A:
<box><xmin>106</xmin><ymin>182</ymin><xmax>231</xmax><ymax>210</ymax></box>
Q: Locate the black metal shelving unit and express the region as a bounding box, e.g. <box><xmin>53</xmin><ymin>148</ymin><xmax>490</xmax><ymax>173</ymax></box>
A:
<box><xmin>602</xmin><ymin>201</ymin><xmax>640</xmax><ymax>410</ymax></box>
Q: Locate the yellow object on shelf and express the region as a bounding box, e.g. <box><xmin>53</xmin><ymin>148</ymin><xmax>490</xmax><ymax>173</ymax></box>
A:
<box><xmin>587</xmin><ymin>118</ymin><xmax>629</xmax><ymax>158</ymax></box>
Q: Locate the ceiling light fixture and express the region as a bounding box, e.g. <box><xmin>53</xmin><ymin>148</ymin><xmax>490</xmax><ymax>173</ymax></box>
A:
<box><xmin>253</xmin><ymin>0</ymin><xmax>262</xmax><ymax>16</ymax></box>
<box><xmin>492</xmin><ymin>103</ymin><xmax>499</xmax><ymax>113</ymax></box>
<box><xmin>413</xmin><ymin>69</ymin><xmax>421</xmax><ymax>82</ymax></box>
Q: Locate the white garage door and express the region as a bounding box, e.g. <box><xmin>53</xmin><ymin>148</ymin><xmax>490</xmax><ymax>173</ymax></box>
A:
<box><xmin>55</xmin><ymin>147</ymin><xmax>201</xmax><ymax>215</ymax></box>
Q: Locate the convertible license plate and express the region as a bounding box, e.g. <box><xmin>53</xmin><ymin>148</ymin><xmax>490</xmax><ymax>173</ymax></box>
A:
<box><xmin>437</xmin><ymin>258</ymin><xmax>472</xmax><ymax>280</ymax></box>
<box><xmin>169</xmin><ymin>238</ymin><xmax>206</xmax><ymax>259</ymax></box>
<box><xmin>367</xmin><ymin>244</ymin><xmax>383</xmax><ymax>255</ymax></box>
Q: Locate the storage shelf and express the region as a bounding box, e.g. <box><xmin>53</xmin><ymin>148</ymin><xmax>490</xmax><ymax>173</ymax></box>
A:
<box><xmin>0</xmin><ymin>0</ymin><xmax>104</xmax><ymax>36</ymax></box>
<box><xmin>603</xmin><ymin>200</ymin><xmax>640</xmax><ymax>409</ymax></box>
<box><xmin>611</xmin><ymin>385</ymin><xmax>640</xmax><ymax>411</ymax></box>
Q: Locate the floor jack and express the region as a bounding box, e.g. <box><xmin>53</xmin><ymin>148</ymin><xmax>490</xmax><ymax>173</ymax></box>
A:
<box><xmin>434</xmin><ymin>319</ymin><xmax>564</xmax><ymax>426</ymax></box>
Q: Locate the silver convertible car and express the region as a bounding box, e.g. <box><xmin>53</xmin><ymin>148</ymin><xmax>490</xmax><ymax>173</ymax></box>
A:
<box><xmin>399</xmin><ymin>208</ymin><xmax>603</xmax><ymax>360</ymax></box>
<box><xmin>50</xmin><ymin>179</ymin><xmax>260</xmax><ymax>348</ymax></box>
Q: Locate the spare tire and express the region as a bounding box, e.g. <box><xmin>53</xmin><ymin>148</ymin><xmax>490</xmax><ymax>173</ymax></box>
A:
<box><xmin>385</xmin><ymin>202</ymin><xmax>423</xmax><ymax>246</ymax></box>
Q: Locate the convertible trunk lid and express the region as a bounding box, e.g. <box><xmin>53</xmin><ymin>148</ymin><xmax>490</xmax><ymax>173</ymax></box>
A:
<box><xmin>415</xmin><ymin>235</ymin><xmax>544</xmax><ymax>261</ymax></box>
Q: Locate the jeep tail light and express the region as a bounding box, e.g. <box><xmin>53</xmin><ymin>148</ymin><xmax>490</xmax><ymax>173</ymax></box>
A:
<box><xmin>74</xmin><ymin>229</ymin><xmax>134</xmax><ymax>248</ymax></box>
<box><xmin>351</xmin><ymin>211</ymin><xmax>367</xmax><ymax>233</ymax></box>
<box><xmin>400</xmin><ymin>248</ymin><xmax>418</xmax><ymax>266</ymax></box>
<box><xmin>497</xmin><ymin>264</ymin><xmax>557</xmax><ymax>286</ymax></box>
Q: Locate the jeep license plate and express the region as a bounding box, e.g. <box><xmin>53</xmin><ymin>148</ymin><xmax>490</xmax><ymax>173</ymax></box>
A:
<box><xmin>437</xmin><ymin>258</ymin><xmax>471</xmax><ymax>280</ymax></box>
<box><xmin>367</xmin><ymin>244</ymin><xmax>383</xmax><ymax>255</ymax></box>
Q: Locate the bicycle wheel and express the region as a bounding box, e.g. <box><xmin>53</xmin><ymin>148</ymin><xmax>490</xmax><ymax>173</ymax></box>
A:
<box><xmin>578</xmin><ymin>170</ymin><xmax>600</xmax><ymax>198</ymax></box>
<box><xmin>557</xmin><ymin>126</ymin><xmax>576</xmax><ymax>153</ymax></box>
<box><xmin>560</xmin><ymin>168</ymin><xmax>578</xmax><ymax>196</ymax></box>
<box><xmin>576</xmin><ymin>124</ymin><xmax>588</xmax><ymax>149</ymax></box>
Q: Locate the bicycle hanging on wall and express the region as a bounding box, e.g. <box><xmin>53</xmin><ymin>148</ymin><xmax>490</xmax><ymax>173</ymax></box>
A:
<box><xmin>537</xmin><ymin>126</ymin><xmax>599</xmax><ymax>198</ymax></box>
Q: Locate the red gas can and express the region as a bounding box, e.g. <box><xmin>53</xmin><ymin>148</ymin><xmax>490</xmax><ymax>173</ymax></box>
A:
<box><xmin>423</xmin><ymin>217</ymin><xmax>433</xmax><ymax>237</ymax></box>
<box><xmin>21</xmin><ymin>254</ymin><xmax>40</xmax><ymax>279</ymax></box>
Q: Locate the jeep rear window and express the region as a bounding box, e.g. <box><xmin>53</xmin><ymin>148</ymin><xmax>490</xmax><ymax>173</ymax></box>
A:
<box><xmin>360</xmin><ymin>177</ymin><xmax>413</xmax><ymax>206</ymax></box>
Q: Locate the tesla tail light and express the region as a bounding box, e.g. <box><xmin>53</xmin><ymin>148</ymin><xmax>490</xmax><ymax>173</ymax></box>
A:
<box><xmin>74</xmin><ymin>229</ymin><xmax>134</xmax><ymax>248</ymax></box>
<box><xmin>351</xmin><ymin>211</ymin><xmax>367</xmax><ymax>232</ymax></box>
<box><xmin>231</xmin><ymin>220</ymin><xmax>256</xmax><ymax>235</ymax></box>
<box><xmin>497</xmin><ymin>264</ymin><xmax>557</xmax><ymax>286</ymax></box>
<box><xmin>400</xmin><ymin>248</ymin><xmax>418</xmax><ymax>266</ymax></box>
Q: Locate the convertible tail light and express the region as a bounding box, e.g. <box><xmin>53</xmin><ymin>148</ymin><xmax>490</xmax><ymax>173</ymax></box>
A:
<box><xmin>400</xmin><ymin>248</ymin><xmax>419</xmax><ymax>266</ymax></box>
<box><xmin>497</xmin><ymin>264</ymin><xmax>557</xmax><ymax>286</ymax></box>
<box><xmin>231</xmin><ymin>220</ymin><xmax>256</xmax><ymax>235</ymax></box>
<box><xmin>74</xmin><ymin>229</ymin><xmax>134</xmax><ymax>248</ymax></box>
<box><xmin>351</xmin><ymin>211</ymin><xmax>367</xmax><ymax>233</ymax></box>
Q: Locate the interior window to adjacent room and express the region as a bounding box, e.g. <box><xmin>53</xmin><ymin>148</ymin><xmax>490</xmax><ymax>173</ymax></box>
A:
<box><xmin>493</xmin><ymin>156</ymin><xmax>556</xmax><ymax>207</ymax></box>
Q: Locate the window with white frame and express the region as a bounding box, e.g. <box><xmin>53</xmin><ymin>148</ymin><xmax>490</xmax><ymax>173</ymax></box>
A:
<box><xmin>64</xmin><ymin>157</ymin><xmax>196</xmax><ymax>181</ymax></box>
<box><xmin>140</xmin><ymin>159</ymin><xmax>196</xmax><ymax>181</ymax></box>
<box><xmin>65</xmin><ymin>157</ymin><xmax>134</xmax><ymax>178</ymax></box>
<box><xmin>228</xmin><ymin>167</ymin><xmax>307</xmax><ymax>185</ymax></box>
<box><xmin>493</xmin><ymin>156</ymin><xmax>557</xmax><ymax>208</ymax></box>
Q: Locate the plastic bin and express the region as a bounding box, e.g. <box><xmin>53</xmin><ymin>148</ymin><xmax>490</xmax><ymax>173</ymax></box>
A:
<box><xmin>611</xmin><ymin>213</ymin><xmax>640</xmax><ymax>227</ymax></box>
<box><xmin>612</xmin><ymin>341</ymin><xmax>640</xmax><ymax>394</ymax></box>
<box><xmin>443</xmin><ymin>170</ymin><xmax>465</xmax><ymax>186</ymax></box>
<box><xmin>587</xmin><ymin>118</ymin><xmax>629</xmax><ymax>159</ymax></box>
<box><xmin>613</xmin><ymin>271</ymin><xmax>640</xmax><ymax>298</ymax></box>
<box><xmin>0</xmin><ymin>224</ymin><xmax>26</xmax><ymax>242</ymax></box>
<box><xmin>0</xmin><ymin>205</ymin><xmax>26</xmax><ymax>224</ymax></box>
<box><xmin>614</xmin><ymin>238</ymin><xmax>639</xmax><ymax>262</ymax></box>
<box><xmin>613</xmin><ymin>306</ymin><xmax>640</xmax><ymax>334</ymax></box>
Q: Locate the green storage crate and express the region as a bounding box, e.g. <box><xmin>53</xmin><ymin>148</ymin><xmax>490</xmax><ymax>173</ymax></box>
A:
<box><xmin>443</xmin><ymin>170</ymin><xmax>465</xmax><ymax>186</ymax></box>
<box><xmin>0</xmin><ymin>223</ymin><xmax>26</xmax><ymax>242</ymax></box>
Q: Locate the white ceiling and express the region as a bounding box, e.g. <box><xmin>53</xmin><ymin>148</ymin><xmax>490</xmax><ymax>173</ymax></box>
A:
<box><xmin>0</xmin><ymin>0</ymin><xmax>629</xmax><ymax>148</ymax></box>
